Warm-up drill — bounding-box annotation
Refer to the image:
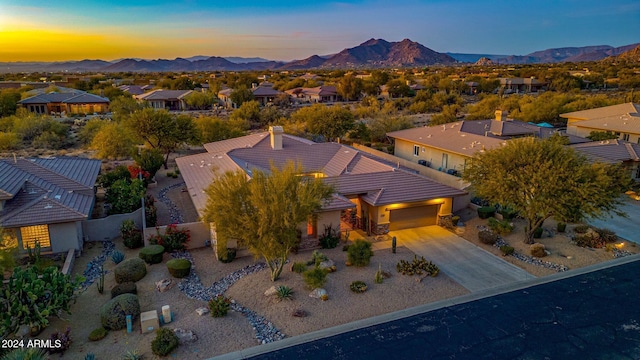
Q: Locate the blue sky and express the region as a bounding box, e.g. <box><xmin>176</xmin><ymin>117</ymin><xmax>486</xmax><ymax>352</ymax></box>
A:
<box><xmin>1</xmin><ymin>0</ymin><xmax>638</xmax><ymax>61</ymax></box>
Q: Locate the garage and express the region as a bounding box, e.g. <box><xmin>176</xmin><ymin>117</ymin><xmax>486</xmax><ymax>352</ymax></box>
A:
<box><xmin>389</xmin><ymin>205</ymin><xmax>439</xmax><ymax>231</ymax></box>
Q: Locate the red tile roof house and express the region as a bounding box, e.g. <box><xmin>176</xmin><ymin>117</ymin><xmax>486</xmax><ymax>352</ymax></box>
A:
<box><xmin>18</xmin><ymin>91</ymin><xmax>110</xmax><ymax>116</ymax></box>
<box><xmin>135</xmin><ymin>89</ymin><xmax>193</xmax><ymax>110</ymax></box>
<box><xmin>176</xmin><ymin>126</ymin><xmax>466</xmax><ymax>259</ymax></box>
<box><xmin>0</xmin><ymin>157</ymin><xmax>101</xmax><ymax>253</ymax></box>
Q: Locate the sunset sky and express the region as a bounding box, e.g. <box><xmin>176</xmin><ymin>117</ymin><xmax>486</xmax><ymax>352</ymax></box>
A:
<box><xmin>1</xmin><ymin>0</ymin><xmax>638</xmax><ymax>62</ymax></box>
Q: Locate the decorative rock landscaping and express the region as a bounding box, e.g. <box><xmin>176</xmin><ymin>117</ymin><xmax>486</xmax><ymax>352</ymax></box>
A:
<box><xmin>158</xmin><ymin>182</ymin><xmax>186</xmax><ymax>224</ymax></box>
<box><xmin>171</xmin><ymin>251</ymin><xmax>286</xmax><ymax>344</ymax></box>
<box><xmin>494</xmin><ymin>237</ymin><xmax>569</xmax><ymax>272</ymax></box>
<box><xmin>81</xmin><ymin>241</ymin><xmax>115</xmax><ymax>290</ymax></box>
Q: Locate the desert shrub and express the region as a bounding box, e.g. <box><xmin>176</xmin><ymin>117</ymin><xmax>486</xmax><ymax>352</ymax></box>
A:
<box><xmin>218</xmin><ymin>248</ymin><xmax>236</xmax><ymax>263</ymax></box>
<box><xmin>396</xmin><ymin>255</ymin><xmax>439</xmax><ymax>276</ymax></box>
<box><xmin>88</xmin><ymin>327</ymin><xmax>108</xmax><ymax>341</ymax></box>
<box><xmin>138</xmin><ymin>245</ymin><xmax>165</xmax><ymax>264</ymax></box>
<box><xmin>166</xmin><ymin>258</ymin><xmax>192</xmax><ymax>278</ymax></box>
<box><xmin>347</xmin><ymin>240</ymin><xmax>373</xmax><ymax>267</ymax></box>
<box><xmin>114</xmin><ymin>258</ymin><xmax>147</xmax><ymax>283</ymax></box>
<box><xmin>49</xmin><ymin>327</ymin><xmax>71</xmax><ymax>354</ymax></box>
<box><xmin>499</xmin><ymin>245</ymin><xmax>515</xmax><ymax>256</ymax></box>
<box><xmin>303</xmin><ymin>268</ymin><xmax>328</xmax><ymax>289</ymax></box>
<box><xmin>557</xmin><ymin>222</ymin><xmax>567</xmax><ymax>233</ymax></box>
<box><xmin>151</xmin><ymin>328</ymin><xmax>179</xmax><ymax>356</ymax></box>
<box><xmin>342</xmin><ymin>244</ymin><xmax>350</xmax><ymax>252</ymax></box>
<box><xmin>111</xmin><ymin>250</ymin><xmax>125</xmax><ymax>264</ymax></box>
<box><xmin>487</xmin><ymin>217</ymin><xmax>513</xmax><ymax>235</ymax></box>
<box><xmin>478</xmin><ymin>229</ymin><xmax>498</xmax><ymax>245</ymax></box>
<box><xmin>530</xmin><ymin>243</ymin><xmax>546</xmax><ymax>258</ymax></box>
<box><xmin>574</xmin><ymin>233</ymin><xmax>606</xmax><ymax>248</ymax></box>
<box><xmin>498</xmin><ymin>207</ymin><xmax>517</xmax><ymax>220</ymax></box>
<box><xmin>533</xmin><ymin>227</ymin><xmax>544</xmax><ymax>239</ymax></box>
<box><xmin>148</xmin><ymin>224</ymin><xmax>190</xmax><ymax>252</ymax></box>
<box><xmin>208</xmin><ymin>296</ymin><xmax>231</xmax><ymax>317</ymax></box>
<box><xmin>477</xmin><ymin>206</ymin><xmax>496</xmax><ymax>219</ymax></box>
<box><xmin>573</xmin><ymin>224</ymin><xmax>590</xmax><ymax>234</ymax></box>
<box><xmin>595</xmin><ymin>228</ymin><xmax>617</xmax><ymax>243</ymax></box>
<box><xmin>100</xmin><ymin>294</ymin><xmax>141</xmax><ymax>330</ymax></box>
<box><xmin>145</xmin><ymin>195</ymin><xmax>158</xmax><ymax>227</ymax></box>
<box><xmin>122</xmin><ymin>350</ymin><xmax>143</xmax><ymax>360</ymax></box>
<box><xmin>120</xmin><ymin>220</ymin><xmax>143</xmax><ymax>249</ymax></box>
<box><xmin>374</xmin><ymin>264</ymin><xmax>384</xmax><ymax>284</ymax></box>
<box><xmin>276</xmin><ymin>285</ymin><xmax>294</xmax><ymax>301</ymax></box>
<box><xmin>85</xmin><ymin>353</ymin><xmax>95</xmax><ymax>360</ymax></box>
<box><xmin>291</xmin><ymin>262</ymin><xmax>307</xmax><ymax>274</ymax></box>
<box><xmin>110</xmin><ymin>282</ymin><xmax>137</xmax><ymax>298</ymax></box>
<box><xmin>349</xmin><ymin>280</ymin><xmax>367</xmax><ymax>293</ymax></box>
<box><xmin>319</xmin><ymin>225</ymin><xmax>340</xmax><ymax>249</ymax></box>
<box><xmin>306</xmin><ymin>250</ymin><xmax>328</xmax><ymax>266</ymax></box>
<box><xmin>451</xmin><ymin>215</ymin><xmax>460</xmax><ymax>226</ymax></box>
<box><xmin>1</xmin><ymin>349</ymin><xmax>48</xmax><ymax>360</ymax></box>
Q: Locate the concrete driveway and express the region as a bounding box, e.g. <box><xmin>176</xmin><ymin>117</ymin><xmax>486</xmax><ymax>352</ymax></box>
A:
<box><xmin>588</xmin><ymin>198</ymin><xmax>640</xmax><ymax>244</ymax></box>
<box><xmin>389</xmin><ymin>226</ymin><xmax>534</xmax><ymax>292</ymax></box>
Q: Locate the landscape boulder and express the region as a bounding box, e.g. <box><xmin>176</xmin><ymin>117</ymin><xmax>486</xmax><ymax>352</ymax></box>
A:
<box><xmin>114</xmin><ymin>258</ymin><xmax>147</xmax><ymax>284</ymax></box>
<box><xmin>309</xmin><ymin>288</ymin><xmax>327</xmax><ymax>299</ymax></box>
<box><xmin>264</xmin><ymin>286</ymin><xmax>278</xmax><ymax>297</ymax></box>
<box><xmin>155</xmin><ymin>278</ymin><xmax>173</xmax><ymax>292</ymax></box>
<box><xmin>100</xmin><ymin>294</ymin><xmax>141</xmax><ymax>330</ymax></box>
<box><xmin>195</xmin><ymin>307</ymin><xmax>210</xmax><ymax>316</ymax></box>
<box><xmin>173</xmin><ymin>328</ymin><xmax>198</xmax><ymax>344</ymax></box>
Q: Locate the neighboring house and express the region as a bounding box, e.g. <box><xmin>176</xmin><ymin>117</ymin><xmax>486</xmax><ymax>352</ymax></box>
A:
<box><xmin>571</xmin><ymin>140</ymin><xmax>640</xmax><ymax>181</ymax></box>
<box><xmin>0</xmin><ymin>157</ymin><xmax>101</xmax><ymax>253</ymax></box>
<box><xmin>562</xmin><ymin>103</ymin><xmax>640</xmax><ymax>144</ymax></box>
<box><xmin>251</xmin><ymin>82</ymin><xmax>283</xmax><ymax>106</ymax></box>
<box><xmin>285</xmin><ymin>85</ymin><xmax>339</xmax><ymax>103</ymax></box>
<box><xmin>217</xmin><ymin>87</ymin><xmax>234</xmax><ymax>108</ymax></box>
<box><xmin>118</xmin><ymin>85</ymin><xmax>154</xmax><ymax>96</ymax></box>
<box><xmin>18</xmin><ymin>91</ymin><xmax>110</xmax><ymax>116</ymax></box>
<box><xmin>176</xmin><ymin>127</ymin><xmax>466</xmax><ymax>257</ymax></box>
<box><xmin>388</xmin><ymin>110</ymin><xmax>587</xmax><ymax>175</ymax></box>
<box><xmin>499</xmin><ymin>77</ymin><xmax>546</xmax><ymax>93</ymax></box>
<box><xmin>135</xmin><ymin>89</ymin><xmax>193</xmax><ymax>110</ymax></box>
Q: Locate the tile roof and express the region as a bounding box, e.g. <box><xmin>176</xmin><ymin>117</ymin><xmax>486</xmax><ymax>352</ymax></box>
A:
<box><xmin>560</xmin><ymin>103</ymin><xmax>640</xmax><ymax>120</ymax></box>
<box><xmin>0</xmin><ymin>157</ymin><xmax>101</xmax><ymax>227</ymax></box>
<box><xmin>388</xmin><ymin>121</ymin><xmax>508</xmax><ymax>157</ymax></box>
<box><xmin>570</xmin><ymin>140</ymin><xmax>640</xmax><ymax>164</ymax></box>
<box><xmin>566</xmin><ymin>113</ymin><xmax>640</xmax><ymax>135</ymax></box>
<box><xmin>252</xmin><ymin>84</ymin><xmax>282</xmax><ymax>97</ymax></box>
<box><xmin>18</xmin><ymin>92</ymin><xmax>109</xmax><ymax>105</ymax></box>
<box><xmin>135</xmin><ymin>89</ymin><xmax>192</xmax><ymax>101</ymax></box>
<box><xmin>177</xmin><ymin>131</ymin><xmax>467</xmax><ymax>217</ymax></box>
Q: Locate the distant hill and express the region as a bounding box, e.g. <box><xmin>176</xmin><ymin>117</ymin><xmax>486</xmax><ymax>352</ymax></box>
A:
<box><xmin>2</xmin><ymin>40</ymin><xmax>640</xmax><ymax>73</ymax></box>
<box><xmin>603</xmin><ymin>45</ymin><xmax>640</xmax><ymax>64</ymax></box>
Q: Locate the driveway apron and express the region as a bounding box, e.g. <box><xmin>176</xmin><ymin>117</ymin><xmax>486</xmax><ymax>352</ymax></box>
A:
<box><xmin>587</xmin><ymin>198</ymin><xmax>640</xmax><ymax>244</ymax></box>
<box><xmin>389</xmin><ymin>226</ymin><xmax>534</xmax><ymax>292</ymax></box>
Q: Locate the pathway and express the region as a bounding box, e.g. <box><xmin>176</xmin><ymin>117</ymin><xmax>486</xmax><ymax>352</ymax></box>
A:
<box><xmin>588</xmin><ymin>198</ymin><xmax>640</xmax><ymax>244</ymax></box>
<box><xmin>390</xmin><ymin>226</ymin><xmax>534</xmax><ymax>292</ymax></box>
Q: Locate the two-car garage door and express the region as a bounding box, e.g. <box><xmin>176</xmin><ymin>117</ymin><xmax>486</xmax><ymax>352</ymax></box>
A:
<box><xmin>389</xmin><ymin>205</ymin><xmax>439</xmax><ymax>231</ymax></box>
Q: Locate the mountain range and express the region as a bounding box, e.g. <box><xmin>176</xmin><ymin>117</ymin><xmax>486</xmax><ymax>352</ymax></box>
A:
<box><xmin>1</xmin><ymin>39</ymin><xmax>638</xmax><ymax>73</ymax></box>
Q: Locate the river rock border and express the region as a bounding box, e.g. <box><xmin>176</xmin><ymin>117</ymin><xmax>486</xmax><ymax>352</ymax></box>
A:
<box><xmin>158</xmin><ymin>182</ymin><xmax>185</xmax><ymax>224</ymax></box>
<box><xmin>172</xmin><ymin>252</ymin><xmax>286</xmax><ymax>344</ymax></box>
<box><xmin>494</xmin><ymin>237</ymin><xmax>569</xmax><ymax>272</ymax></box>
<box><xmin>80</xmin><ymin>241</ymin><xmax>115</xmax><ymax>290</ymax></box>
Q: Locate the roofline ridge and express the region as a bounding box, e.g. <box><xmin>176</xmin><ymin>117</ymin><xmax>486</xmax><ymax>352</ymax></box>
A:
<box><xmin>624</xmin><ymin>142</ymin><xmax>640</xmax><ymax>160</ymax></box>
<box><xmin>16</xmin><ymin>159</ymin><xmax>92</xmax><ymax>191</ymax></box>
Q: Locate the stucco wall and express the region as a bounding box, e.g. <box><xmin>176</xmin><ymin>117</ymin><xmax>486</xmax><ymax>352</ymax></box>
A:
<box><xmin>393</xmin><ymin>139</ymin><xmax>469</xmax><ymax>174</ymax></box>
<box><xmin>82</xmin><ymin>208</ymin><xmax>144</xmax><ymax>242</ymax></box>
<box><xmin>49</xmin><ymin>222</ymin><xmax>82</xmax><ymax>253</ymax></box>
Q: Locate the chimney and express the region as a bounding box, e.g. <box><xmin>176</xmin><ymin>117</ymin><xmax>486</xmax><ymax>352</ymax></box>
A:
<box><xmin>495</xmin><ymin>110</ymin><xmax>508</xmax><ymax>122</ymax></box>
<box><xmin>269</xmin><ymin>126</ymin><xmax>283</xmax><ymax>150</ymax></box>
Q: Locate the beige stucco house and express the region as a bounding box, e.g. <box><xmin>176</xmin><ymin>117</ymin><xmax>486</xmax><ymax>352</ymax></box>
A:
<box><xmin>562</xmin><ymin>103</ymin><xmax>640</xmax><ymax>144</ymax></box>
<box><xmin>176</xmin><ymin>127</ymin><xmax>467</xmax><ymax>259</ymax></box>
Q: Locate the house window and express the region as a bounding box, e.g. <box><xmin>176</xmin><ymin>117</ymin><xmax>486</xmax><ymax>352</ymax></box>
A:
<box><xmin>307</xmin><ymin>216</ymin><xmax>317</xmax><ymax>237</ymax></box>
<box><xmin>442</xmin><ymin>153</ymin><xmax>449</xmax><ymax>169</ymax></box>
<box><xmin>636</xmin><ymin>166</ymin><xmax>640</xmax><ymax>180</ymax></box>
<box><xmin>622</xmin><ymin>133</ymin><xmax>630</xmax><ymax>141</ymax></box>
<box><xmin>20</xmin><ymin>225</ymin><xmax>51</xmax><ymax>249</ymax></box>
<box><xmin>413</xmin><ymin>145</ymin><xmax>420</xmax><ymax>156</ymax></box>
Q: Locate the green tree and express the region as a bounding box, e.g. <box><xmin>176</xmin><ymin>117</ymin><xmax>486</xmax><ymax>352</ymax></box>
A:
<box><xmin>586</xmin><ymin>131</ymin><xmax>619</xmax><ymax>141</ymax></box>
<box><xmin>203</xmin><ymin>162</ymin><xmax>334</xmax><ymax>281</ymax></box>
<box><xmin>292</xmin><ymin>104</ymin><xmax>354</xmax><ymax>142</ymax></box>
<box><xmin>337</xmin><ymin>74</ymin><xmax>363</xmax><ymax>101</ymax></box>
<box><xmin>133</xmin><ymin>148</ymin><xmax>165</xmax><ymax>179</ymax></box>
<box><xmin>194</xmin><ymin>116</ymin><xmax>246</xmax><ymax>143</ymax></box>
<box><xmin>125</xmin><ymin>109</ymin><xmax>197</xmax><ymax>168</ymax></box>
<box><xmin>106</xmin><ymin>179</ymin><xmax>145</xmax><ymax>214</ymax></box>
<box><xmin>185</xmin><ymin>91</ymin><xmax>215</xmax><ymax>110</ymax></box>
<box><xmin>429</xmin><ymin>104</ymin><xmax>461</xmax><ymax>126</ymax></box>
<box><xmin>386</xmin><ymin>79</ymin><xmax>412</xmax><ymax>98</ymax></box>
<box><xmin>462</xmin><ymin>137</ymin><xmax>632</xmax><ymax>243</ymax></box>
<box><xmin>229</xmin><ymin>86</ymin><xmax>254</xmax><ymax>107</ymax></box>
<box><xmin>230</xmin><ymin>100</ymin><xmax>261</xmax><ymax>127</ymax></box>
<box><xmin>109</xmin><ymin>96</ymin><xmax>144</xmax><ymax>122</ymax></box>
<box><xmin>0</xmin><ymin>89</ymin><xmax>22</xmax><ymax>117</ymax></box>
<box><xmin>90</xmin><ymin>122</ymin><xmax>136</xmax><ymax>160</ymax></box>
<box><xmin>367</xmin><ymin>115</ymin><xmax>412</xmax><ymax>143</ymax></box>
<box><xmin>78</xmin><ymin>118</ymin><xmax>106</xmax><ymax>146</ymax></box>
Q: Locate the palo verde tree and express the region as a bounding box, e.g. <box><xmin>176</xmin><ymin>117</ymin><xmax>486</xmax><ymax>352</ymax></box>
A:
<box><xmin>462</xmin><ymin>137</ymin><xmax>632</xmax><ymax>243</ymax></box>
<box><xmin>203</xmin><ymin>162</ymin><xmax>334</xmax><ymax>281</ymax></box>
<box><xmin>126</xmin><ymin>108</ymin><xmax>197</xmax><ymax>168</ymax></box>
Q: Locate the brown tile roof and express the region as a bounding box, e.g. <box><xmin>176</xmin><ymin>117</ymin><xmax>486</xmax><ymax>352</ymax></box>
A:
<box><xmin>177</xmin><ymin>132</ymin><xmax>467</xmax><ymax>217</ymax></box>
<box><xmin>570</xmin><ymin>140</ymin><xmax>640</xmax><ymax>164</ymax></box>
<box><xmin>0</xmin><ymin>157</ymin><xmax>101</xmax><ymax>227</ymax></box>
<box><xmin>252</xmin><ymin>84</ymin><xmax>282</xmax><ymax>97</ymax></box>
<box><xmin>135</xmin><ymin>89</ymin><xmax>192</xmax><ymax>101</ymax></box>
<box><xmin>560</xmin><ymin>103</ymin><xmax>640</xmax><ymax>120</ymax></box>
